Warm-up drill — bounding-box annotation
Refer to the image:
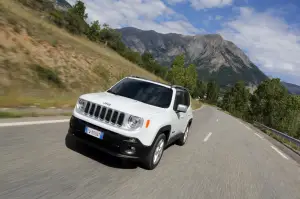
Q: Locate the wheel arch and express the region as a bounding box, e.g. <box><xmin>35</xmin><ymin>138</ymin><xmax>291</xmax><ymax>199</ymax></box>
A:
<box><xmin>188</xmin><ymin>118</ymin><xmax>193</xmax><ymax>127</ymax></box>
<box><xmin>150</xmin><ymin>125</ymin><xmax>171</xmax><ymax>147</ymax></box>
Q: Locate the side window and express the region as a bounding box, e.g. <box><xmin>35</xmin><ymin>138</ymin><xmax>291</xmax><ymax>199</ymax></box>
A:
<box><xmin>173</xmin><ymin>90</ymin><xmax>185</xmax><ymax>111</ymax></box>
<box><xmin>184</xmin><ymin>91</ymin><xmax>190</xmax><ymax>107</ymax></box>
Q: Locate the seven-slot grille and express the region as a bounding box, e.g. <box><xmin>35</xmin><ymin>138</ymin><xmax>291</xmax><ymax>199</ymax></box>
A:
<box><xmin>83</xmin><ymin>101</ymin><xmax>125</xmax><ymax>126</ymax></box>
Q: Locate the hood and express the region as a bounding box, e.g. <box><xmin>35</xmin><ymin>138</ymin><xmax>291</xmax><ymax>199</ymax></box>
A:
<box><xmin>80</xmin><ymin>92</ymin><xmax>167</xmax><ymax>117</ymax></box>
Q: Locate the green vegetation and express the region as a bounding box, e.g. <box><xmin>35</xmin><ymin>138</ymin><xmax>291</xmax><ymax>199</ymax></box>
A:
<box><xmin>218</xmin><ymin>78</ymin><xmax>300</xmax><ymax>142</ymax></box>
<box><xmin>206</xmin><ymin>81</ymin><xmax>220</xmax><ymax>104</ymax></box>
<box><xmin>32</xmin><ymin>64</ymin><xmax>64</xmax><ymax>88</ymax></box>
<box><xmin>220</xmin><ymin>81</ymin><xmax>250</xmax><ymax>119</ymax></box>
<box><xmin>0</xmin><ymin>110</ymin><xmax>72</xmax><ymax>118</ymax></box>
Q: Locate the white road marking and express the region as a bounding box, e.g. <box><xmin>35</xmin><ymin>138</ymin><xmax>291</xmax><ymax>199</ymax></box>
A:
<box><xmin>271</xmin><ymin>145</ymin><xmax>289</xmax><ymax>160</ymax></box>
<box><xmin>0</xmin><ymin>119</ymin><xmax>70</xmax><ymax>127</ymax></box>
<box><xmin>254</xmin><ymin>132</ymin><xmax>264</xmax><ymax>139</ymax></box>
<box><xmin>203</xmin><ymin>132</ymin><xmax>212</xmax><ymax>142</ymax></box>
<box><xmin>244</xmin><ymin>125</ymin><xmax>251</xmax><ymax>130</ymax></box>
<box><xmin>216</xmin><ymin>119</ymin><xmax>219</xmax><ymax>122</ymax></box>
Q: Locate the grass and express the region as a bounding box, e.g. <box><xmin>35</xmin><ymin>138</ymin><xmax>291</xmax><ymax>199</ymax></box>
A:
<box><xmin>31</xmin><ymin>64</ymin><xmax>64</xmax><ymax>88</ymax></box>
<box><xmin>0</xmin><ymin>0</ymin><xmax>165</xmax><ymax>108</ymax></box>
<box><xmin>191</xmin><ymin>99</ymin><xmax>202</xmax><ymax>110</ymax></box>
<box><xmin>0</xmin><ymin>111</ymin><xmax>72</xmax><ymax>118</ymax></box>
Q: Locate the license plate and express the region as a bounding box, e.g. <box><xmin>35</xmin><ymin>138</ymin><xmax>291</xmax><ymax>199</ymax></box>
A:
<box><xmin>84</xmin><ymin>126</ymin><xmax>104</xmax><ymax>140</ymax></box>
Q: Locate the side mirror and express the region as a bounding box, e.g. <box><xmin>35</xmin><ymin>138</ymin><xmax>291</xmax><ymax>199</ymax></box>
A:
<box><xmin>177</xmin><ymin>104</ymin><xmax>188</xmax><ymax>113</ymax></box>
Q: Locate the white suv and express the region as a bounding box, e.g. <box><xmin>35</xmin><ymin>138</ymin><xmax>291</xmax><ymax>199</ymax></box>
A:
<box><xmin>66</xmin><ymin>76</ymin><xmax>193</xmax><ymax>170</ymax></box>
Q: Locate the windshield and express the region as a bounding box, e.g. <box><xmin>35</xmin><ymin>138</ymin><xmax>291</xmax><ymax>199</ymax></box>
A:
<box><xmin>107</xmin><ymin>78</ymin><xmax>173</xmax><ymax>108</ymax></box>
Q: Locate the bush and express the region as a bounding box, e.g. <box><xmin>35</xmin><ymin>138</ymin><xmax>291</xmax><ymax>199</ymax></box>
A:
<box><xmin>32</xmin><ymin>64</ymin><xmax>63</xmax><ymax>88</ymax></box>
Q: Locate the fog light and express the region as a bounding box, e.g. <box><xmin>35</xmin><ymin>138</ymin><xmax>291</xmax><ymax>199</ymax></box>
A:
<box><xmin>124</xmin><ymin>146</ymin><xmax>136</xmax><ymax>155</ymax></box>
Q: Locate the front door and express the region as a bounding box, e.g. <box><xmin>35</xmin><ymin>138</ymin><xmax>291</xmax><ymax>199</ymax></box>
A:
<box><xmin>171</xmin><ymin>89</ymin><xmax>187</xmax><ymax>137</ymax></box>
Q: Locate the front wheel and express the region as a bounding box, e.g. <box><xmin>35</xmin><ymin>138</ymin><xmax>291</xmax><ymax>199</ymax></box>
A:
<box><xmin>177</xmin><ymin>124</ymin><xmax>190</xmax><ymax>146</ymax></box>
<box><xmin>140</xmin><ymin>134</ymin><xmax>166</xmax><ymax>170</ymax></box>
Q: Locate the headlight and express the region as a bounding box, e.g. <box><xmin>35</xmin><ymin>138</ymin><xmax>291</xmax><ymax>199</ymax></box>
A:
<box><xmin>76</xmin><ymin>98</ymin><xmax>86</xmax><ymax>112</ymax></box>
<box><xmin>127</xmin><ymin>115</ymin><xmax>143</xmax><ymax>130</ymax></box>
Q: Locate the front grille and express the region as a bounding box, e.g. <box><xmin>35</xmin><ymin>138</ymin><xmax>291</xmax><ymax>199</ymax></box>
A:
<box><xmin>83</xmin><ymin>101</ymin><xmax>125</xmax><ymax>126</ymax></box>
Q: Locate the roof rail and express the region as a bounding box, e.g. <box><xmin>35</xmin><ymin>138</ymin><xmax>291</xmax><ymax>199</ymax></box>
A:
<box><xmin>171</xmin><ymin>84</ymin><xmax>188</xmax><ymax>91</ymax></box>
<box><xmin>129</xmin><ymin>75</ymin><xmax>173</xmax><ymax>88</ymax></box>
<box><xmin>129</xmin><ymin>75</ymin><xmax>151</xmax><ymax>81</ymax></box>
<box><xmin>172</xmin><ymin>85</ymin><xmax>191</xmax><ymax>93</ymax></box>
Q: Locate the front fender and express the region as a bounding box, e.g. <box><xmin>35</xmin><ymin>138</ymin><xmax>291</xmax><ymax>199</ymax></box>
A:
<box><xmin>140</xmin><ymin>116</ymin><xmax>172</xmax><ymax>146</ymax></box>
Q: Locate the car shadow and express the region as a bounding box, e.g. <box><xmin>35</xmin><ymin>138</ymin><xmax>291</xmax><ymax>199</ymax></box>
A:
<box><xmin>65</xmin><ymin>133</ymin><xmax>138</xmax><ymax>169</ymax></box>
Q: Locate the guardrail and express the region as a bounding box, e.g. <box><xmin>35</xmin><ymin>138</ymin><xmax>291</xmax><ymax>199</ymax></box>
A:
<box><xmin>253</xmin><ymin>121</ymin><xmax>300</xmax><ymax>151</ymax></box>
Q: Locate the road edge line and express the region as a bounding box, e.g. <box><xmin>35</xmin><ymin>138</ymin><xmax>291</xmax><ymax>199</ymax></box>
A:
<box><xmin>271</xmin><ymin>145</ymin><xmax>289</xmax><ymax>160</ymax></box>
<box><xmin>0</xmin><ymin>119</ymin><xmax>70</xmax><ymax>127</ymax></box>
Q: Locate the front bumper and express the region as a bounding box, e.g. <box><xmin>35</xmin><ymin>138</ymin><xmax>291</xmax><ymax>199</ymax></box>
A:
<box><xmin>67</xmin><ymin>116</ymin><xmax>150</xmax><ymax>159</ymax></box>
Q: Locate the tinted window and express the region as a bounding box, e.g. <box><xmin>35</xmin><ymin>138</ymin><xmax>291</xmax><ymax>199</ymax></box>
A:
<box><xmin>184</xmin><ymin>91</ymin><xmax>190</xmax><ymax>106</ymax></box>
<box><xmin>107</xmin><ymin>78</ymin><xmax>173</xmax><ymax>108</ymax></box>
<box><xmin>173</xmin><ymin>90</ymin><xmax>185</xmax><ymax>111</ymax></box>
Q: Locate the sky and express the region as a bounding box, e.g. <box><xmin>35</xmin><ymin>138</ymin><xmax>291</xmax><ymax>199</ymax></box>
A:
<box><xmin>66</xmin><ymin>0</ymin><xmax>300</xmax><ymax>85</ymax></box>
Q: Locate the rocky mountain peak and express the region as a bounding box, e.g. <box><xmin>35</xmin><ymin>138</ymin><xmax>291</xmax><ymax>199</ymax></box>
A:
<box><xmin>117</xmin><ymin>27</ymin><xmax>268</xmax><ymax>88</ymax></box>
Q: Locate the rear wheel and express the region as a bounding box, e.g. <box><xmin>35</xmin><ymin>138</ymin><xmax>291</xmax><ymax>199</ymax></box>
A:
<box><xmin>140</xmin><ymin>134</ymin><xmax>166</xmax><ymax>170</ymax></box>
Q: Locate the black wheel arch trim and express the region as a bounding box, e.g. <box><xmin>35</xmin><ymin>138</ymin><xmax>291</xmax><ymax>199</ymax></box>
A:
<box><xmin>150</xmin><ymin>125</ymin><xmax>171</xmax><ymax>147</ymax></box>
<box><xmin>188</xmin><ymin>118</ymin><xmax>193</xmax><ymax>126</ymax></box>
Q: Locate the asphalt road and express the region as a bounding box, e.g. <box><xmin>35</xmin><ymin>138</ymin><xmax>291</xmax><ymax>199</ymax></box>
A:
<box><xmin>0</xmin><ymin>105</ymin><xmax>299</xmax><ymax>199</ymax></box>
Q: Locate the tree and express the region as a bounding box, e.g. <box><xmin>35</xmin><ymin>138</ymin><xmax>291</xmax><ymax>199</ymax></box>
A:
<box><xmin>167</xmin><ymin>54</ymin><xmax>185</xmax><ymax>85</ymax></box>
<box><xmin>184</xmin><ymin>63</ymin><xmax>198</xmax><ymax>95</ymax></box>
<box><xmin>69</xmin><ymin>0</ymin><xmax>88</xmax><ymax>20</ymax></box>
<box><xmin>276</xmin><ymin>95</ymin><xmax>300</xmax><ymax>138</ymax></box>
<box><xmin>99</xmin><ymin>24</ymin><xmax>123</xmax><ymax>51</ymax></box>
<box><xmin>141</xmin><ymin>52</ymin><xmax>155</xmax><ymax>71</ymax></box>
<box><xmin>198</xmin><ymin>81</ymin><xmax>207</xmax><ymax>99</ymax></box>
<box><xmin>87</xmin><ymin>20</ymin><xmax>101</xmax><ymax>41</ymax></box>
<box><xmin>250</xmin><ymin>78</ymin><xmax>289</xmax><ymax>128</ymax></box>
<box><xmin>221</xmin><ymin>81</ymin><xmax>250</xmax><ymax>119</ymax></box>
<box><xmin>122</xmin><ymin>49</ymin><xmax>143</xmax><ymax>66</ymax></box>
<box><xmin>221</xmin><ymin>87</ymin><xmax>235</xmax><ymax>113</ymax></box>
<box><xmin>192</xmin><ymin>80</ymin><xmax>206</xmax><ymax>98</ymax></box>
<box><xmin>206</xmin><ymin>80</ymin><xmax>219</xmax><ymax>104</ymax></box>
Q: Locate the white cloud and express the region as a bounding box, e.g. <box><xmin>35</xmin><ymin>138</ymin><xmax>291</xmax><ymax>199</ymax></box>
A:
<box><xmin>67</xmin><ymin>0</ymin><xmax>201</xmax><ymax>35</ymax></box>
<box><xmin>166</xmin><ymin>0</ymin><xmax>186</xmax><ymax>4</ymax></box>
<box><xmin>219</xmin><ymin>7</ymin><xmax>300</xmax><ymax>81</ymax></box>
<box><xmin>167</xmin><ymin>0</ymin><xmax>233</xmax><ymax>9</ymax></box>
<box><xmin>189</xmin><ymin>0</ymin><xmax>233</xmax><ymax>10</ymax></box>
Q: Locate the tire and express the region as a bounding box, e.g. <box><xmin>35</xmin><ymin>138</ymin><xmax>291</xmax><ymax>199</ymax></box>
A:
<box><xmin>65</xmin><ymin>132</ymin><xmax>77</xmax><ymax>150</ymax></box>
<box><xmin>177</xmin><ymin>124</ymin><xmax>190</xmax><ymax>146</ymax></box>
<box><xmin>140</xmin><ymin>133</ymin><xmax>166</xmax><ymax>170</ymax></box>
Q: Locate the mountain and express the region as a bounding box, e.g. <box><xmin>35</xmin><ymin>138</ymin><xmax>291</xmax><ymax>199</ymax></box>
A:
<box><xmin>117</xmin><ymin>27</ymin><xmax>268</xmax><ymax>88</ymax></box>
<box><xmin>281</xmin><ymin>81</ymin><xmax>300</xmax><ymax>95</ymax></box>
<box><xmin>55</xmin><ymin>0</ymin><xmax>72</xmax><ymax>10</ymax></box>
